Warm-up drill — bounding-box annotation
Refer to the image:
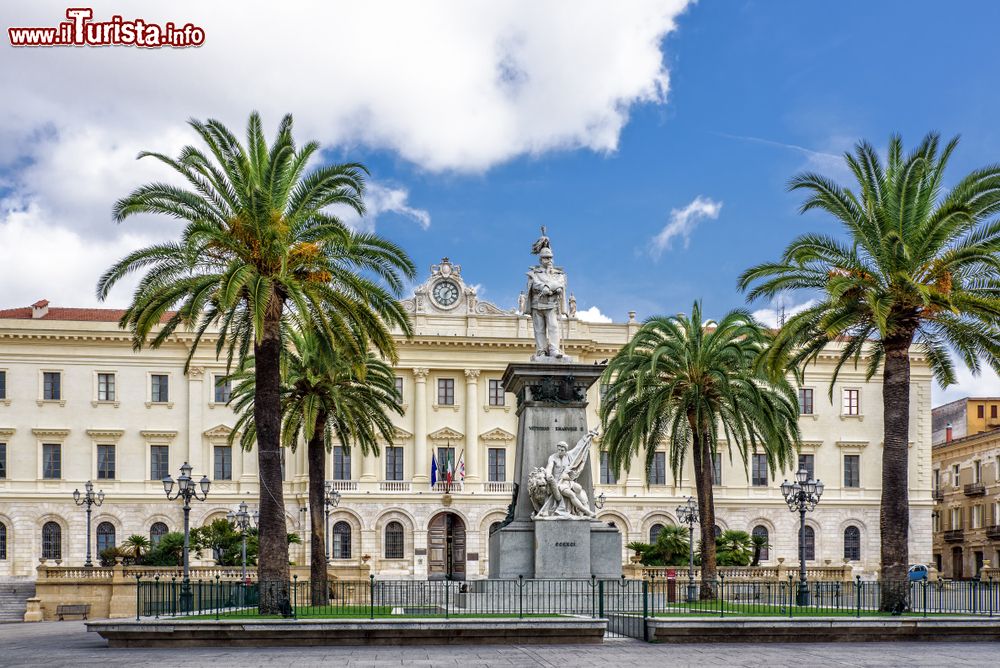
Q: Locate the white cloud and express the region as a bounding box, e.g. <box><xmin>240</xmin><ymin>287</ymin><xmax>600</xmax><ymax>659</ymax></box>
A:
<box><xmin>576</xmin><ymin>306</ymin><xmax>612</xmax><ymax>323</ymax></box>
<box><xmin>651</xmin><ymin>195</ymin><xmax>722</xmax><ymax>256</ymax></box>
<box><xmin>934</xmin><ymin>360</ymin><xmax>1000</xmax><ymax>406</ymax></box>
<box><xmin>751</xmin><ymin>294</ymin><xmax>817</xmax><ymax>328</ymax></box>
<box><xmin>0</xmin><ymin>0</ymin><xmax>691</xmax><ymax>308</ymax></box>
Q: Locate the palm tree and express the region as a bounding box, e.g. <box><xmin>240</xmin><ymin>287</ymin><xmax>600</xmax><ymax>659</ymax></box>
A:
<box><xmin>97</xmin><ymin>112</ymin><xmax>414</xmax><ymax>613</ymax></box>
<box><xmin>715</xmin><ymin>530</ymin><xmax>753</xmax><ymax>567</ymax></box>
<box><xmin>121</xmin><ymin>534</ymin><xmax>151</xmax><ymax>564</ymax></box>
<box><xmin>600</xmin><ymin>302</ymin><xmax>799</xmax><ymax>597</ymax></box>
<box><xmin>229</xmin><ymin>327</ymin><xmax>402</xmax><ymax>604</ymax></box>
<box><xmin>750</xmin><ymin>532</ymin><xmax>769</xmax><ymax>567</ymax></box>
<box><xmin>739</xmin><ymin>133</ymin><xmax>1000</xmax><ymax>610</ymax></box>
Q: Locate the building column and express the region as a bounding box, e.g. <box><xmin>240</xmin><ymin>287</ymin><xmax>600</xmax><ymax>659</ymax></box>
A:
<box><xmin>412</xmin><ymin>368</ymin><xmax>430</xmax><ymax>483</ymax></box>
<box><xmin>360</xmin><ymin>443</ymin><xmax>377</xmax><ymax>482</ymax></box>
<box><xmin>464</xmin><ymin>369</ymin><xmax>481</xmax><ymax>483</ymax></box>
<box><xmin>186</xmin><ymin>366</ymin><xmax>205</xmax><ymax>473</ymax></box>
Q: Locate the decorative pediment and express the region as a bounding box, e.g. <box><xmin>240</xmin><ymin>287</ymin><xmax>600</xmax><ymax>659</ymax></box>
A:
<box><xmin>428</xmin><ymin>426</ymin><xmax>464</xmax><ymax>443</ymax></box>
<box><xmin>86</xmin><ymin>429</ymin><xmax>124</xmax><ymax>441</ymax></box>
<box><xmin>836</xmin><ymin>440</ymin><xmax>869</xmax><ymax>450</ymax></box>
<box><xmin>393</xmin><ymin>426</ymin><xmax>413</xmax><ymax>441</ymax></box>
<box><xmin>141</xmin><ymin>430</ymin><xmax>178</xmax><ymax>441</ymax></box>
<box><xmin>203</xmin><ymin>424</ymin><xmax>235</xmax><ymax>439</ymax></box>
<box><xmin>0</xmin><ymin>427</ymin><xmax>15</xmax><ymax>438</ymax></box>
<box><xmin>32</xmin><ymin>428</ymin><xmax>69</xmax><ymax>439</ymax></box>
<box><xmin>480</xmin><ymin>427</ymin><xmax>515</xmax><ymax>442</ymax></box>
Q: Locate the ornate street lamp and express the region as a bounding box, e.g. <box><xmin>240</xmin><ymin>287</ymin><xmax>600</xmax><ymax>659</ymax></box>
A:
<box><xmin>227</xmin><ymin>499</ymin><xmax>257</xmax><ymax>582</ymax></box>
<box><xmin>781</xmin><ymin>467</ymin><xmax>824</xmax><ymax>606</ymax></box>
<box><xmin>595</xmin><ymin>491</ymin><xmax>607</xmax><ymax>510</ymax></box>
<box><xmin>675</xmin><ymin>496</ymin><xmax>699</xmax><ymax>603</ymax></box>
<box><xmin>72</xmin><ymin>481</ymin><xmax>105</xmax><ymax>568</ymax></box>
<box><xmin>323</xmin><ymin>482</ymin><xmax>342</xmax><ymax>563</ymax></box>
<box><xmin>163</xmin><ymin>461</ymin><xmax>210</xmax><ymax>611</ymax></box>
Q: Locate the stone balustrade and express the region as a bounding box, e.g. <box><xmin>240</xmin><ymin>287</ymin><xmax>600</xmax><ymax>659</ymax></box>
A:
<box><xmin>623</xmin><ymin>559</ymin><xmax>855</xmax><ymax>583</ymax></box>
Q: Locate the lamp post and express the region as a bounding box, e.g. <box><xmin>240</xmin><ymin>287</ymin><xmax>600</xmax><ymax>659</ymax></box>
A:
<box><xmin>226</xmin><ymin>499</ymin><xmax>257</xmax><ymax>582</ymax></box>
<box><xmin>323</xmin><ymin>482</ymin><xmax>342</xmax><ymax>563</ymax></box>
<box><xmin>162</xmin><ymin>461</ymin><xmax>210</xmax><ymax>611</ymax></box>
<box><xmin>781</xmin><ymin>467</ymin><xmax>824</xmax><ymax>606</ymax></box>
<box><xmin>675</xmin><ymin>496</ymin><xmax>699</xmax><ymax>603</ymax></box>
<box><xmin>72</xmin><ymin>481</ymin><xmax>105</xmax><ymax>568</ymax></box>
<box><xmin>595</xmin><ymin>491</ymin><xmax>606</xmax><ymax>510</ymax></box>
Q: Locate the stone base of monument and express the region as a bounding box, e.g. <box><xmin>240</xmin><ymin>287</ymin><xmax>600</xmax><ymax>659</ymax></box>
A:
<box><xmin>489</xmin><ymin>519</ymin><xmax>622</xmax><ymax>580</ymax></box>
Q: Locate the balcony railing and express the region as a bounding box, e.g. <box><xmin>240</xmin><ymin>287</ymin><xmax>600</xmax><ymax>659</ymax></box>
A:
<box><xmin>431</xmin><ymin>481</ymin><xmax>463</xmax><ymax>493</ymax></box>
<box><xmin>964</xmin><ymin>482</ymin><xmax>986</xmax><ymax>497</ymax></box>
<box><xmin>378</xmin><ymin>481</ymin><xmax>411</xmax><ymax>492</ymax></box>
<box><xmin>944</xmin><ymin>529</ymin><xmax>965</xmax><ymax>542</ymax></box>
<box><xmin>986</xmin><ymin>525</ymin><xmax>1000</xmax><ymax>541</ymax></box>
<box><xmin>484</xmin><ymin>481</ymin><xmax>515</xmax><ymax>494</ymax></box>
<box><xmin>327</xmin><ymin>480</ymin><xmax>358</xmax><ymax>491</ymax></box>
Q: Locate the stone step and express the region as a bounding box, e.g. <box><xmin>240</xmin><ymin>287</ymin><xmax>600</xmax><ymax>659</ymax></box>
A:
<box><xmin>0</xmin><ymin>581</ymin><xmax>35</xmax><ymax>622</ymax></box>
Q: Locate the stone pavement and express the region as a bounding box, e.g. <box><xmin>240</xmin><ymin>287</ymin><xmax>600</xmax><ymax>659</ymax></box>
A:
<box><xmin>1</xmin><ymin>621</ymin><xmax>998</xmax><ymax>667</ymax></box>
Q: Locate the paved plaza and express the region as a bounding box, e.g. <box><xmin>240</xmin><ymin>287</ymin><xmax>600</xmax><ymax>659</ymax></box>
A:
<box><xmin>1</xmin><ymin>621</ymin><xmax>999</xmax><ymax>667</ymax></box>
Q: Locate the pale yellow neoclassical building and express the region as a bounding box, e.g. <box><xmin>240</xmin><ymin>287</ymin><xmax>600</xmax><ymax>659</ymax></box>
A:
<box><xmin>0</xmin><ymin>257</ymin><xmax>933</xmax><ymax>580</ymax></box>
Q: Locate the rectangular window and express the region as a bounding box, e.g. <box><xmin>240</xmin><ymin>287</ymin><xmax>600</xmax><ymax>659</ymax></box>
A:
<box><xmin>150</xmin><ymin>374</ymin><xmax>169</xmax><ymax>403</ymax></box>
<box><xmin>43</xmin><ymin>443</ymin><xmax>61</xmax><ymax>479</ymax></box>
<box><xmin>488</xmin><ymin>448</ymin><xmax>506</xmax><ymax>482</ymax></box>
<box><xmin>385</xmin><ymin>446</ymin><xmax>404</xmax><ymax>481</ymax></box>
<box><xmin>333</xmin><ymin>446</ymin><xmax>351</xmax><ymax>480</ymax></box>
<box><xmin>712</xmin><ymin>452</ymin><xmax>722</xmax><ymax>486</ymax></box>
<box><xmin>798</xmin><ymin>454</ymin><xmax>815</xmax><ymax>480</ymax></box>
<box><xmin>213</xmin><ymin>445</ymin><xmax>232</xmax><ymax>480</ymax></box>
<box><xmin>437</xmin><ymin>378</ymin><xmax>455</xmax><ymax>405</ymax></box>
<box><xmin>932</xmin><ymin>513</ymin><xmax>939</xmax><ymax>533</ymax></box>
<box><xmin>437</xmin><ymin>447</ymin><xmax>455</xmax><ymax>475</ymax></box>
<box><xmin>974</xmin><ymin>460</ymin><xmax>982</xmax><ymax>484</ymax></box>
<box><xmin>0</xmin><ymin>443</ymin><xmax>6</xmax><ymax>479</ymax></box>
<box><xmin>751</xmin><ymin>453</ymin><xmax>768</xmax><ymax>486</ymax></box>
<box><xmin>973</xmin><ymin>505</ymin><xmax>984</xmax><ymax>529</ymax></box>
<box><xmin>647</xmin><ymin>451</ymin><xmax>666</xmax><ymax>485</ymax></box>
<box><xmin>600</xmin><ymin>451</ymin><xmax>617</xmax><ymax>484</ymax></box>
<box><xmin>953</xmin><ymin>464</ymin><xmax>960</xmax><ymax>486</ymax></box>
<box><xmin>43</xmin><ymin>371</ymin><xmax>61</xmax><ymax>401</ymax></box>
<box><xmin>213</xmin><ymin>375</ymin><xmax>231</xmax><ymax>404</ymax></box>
<box><xmin>978</xmin><ymin>404</ymin><xmax>985</xmax><ymax>418</ymax></box>
<box><xmin>933</xmin><ymin>469</ymin><xmax>940</xmax><ymax>493</ymax></box>
<box><xmin>394</xmin><ymin>376</ymin><xmax>404</xmax><ymax>401</ymax></box>
<box><xmin>97</xmin><ymin>373</ymin><xmax>115</xmax><ymax>401</ymax></box>
<box><xmin>150</xmin><ymin>445</ymin><xmax>169</xmax><ymax>481</ymax></box>
<box><xmin>992</xmin><ymin>405</ymin><xmax>998</xmax><ymax>419</ymax></box>
<box><xmin>489</xmin><ymin>379</ymin><xmax>505</xmax><ymax>406</ymax></box>
<box><xmin>842</xmin><ymin>389</ymin><xmax>860</xmax><ymax>416</ymax></box>
<box><xmin>97</xmin><ymin>444</ymin><xmax>116</xmax><ymax>480</ymax></box>
<box><xmin>798</xmin><ymin>388</ymin><xmax>814</xmax><ymax>415</ymax></box>
<box><xmin>0</xmin><ymin>370</ymin><xmax>6</xmax><ymax>400</ymax></box>
<box><xmin>844</xmin><ymin>454</ymin><xmax>860</xmax><ymax>488</ymax></box>
<box><xmin>951</xmin><ymin>507</ymin><xmax>962</xmax><ymax>529</ymax></box>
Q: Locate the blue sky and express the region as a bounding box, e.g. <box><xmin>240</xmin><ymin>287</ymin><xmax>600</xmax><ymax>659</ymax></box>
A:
<box><xmin>2</xmin><ymin>0</ymin><xmax>999</xmax><ymax>402</ymax></box>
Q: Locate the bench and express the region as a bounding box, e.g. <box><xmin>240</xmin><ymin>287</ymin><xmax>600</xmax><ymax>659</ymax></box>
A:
<box><xmin>56</xmin><ymin>604</ymin><xmax>91</xmax><ymax>620</ymax></box>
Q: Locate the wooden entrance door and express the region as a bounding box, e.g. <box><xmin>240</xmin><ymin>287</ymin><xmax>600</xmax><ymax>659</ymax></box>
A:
<box><xmin>428</xmin><ymin>512</ymin><xmax>466</xmax><ymax>580</ymax></box>
<box><xmin>952</xmin><ymin>546</ymin><xmax>963</xmax><ymax>580</ymax></box>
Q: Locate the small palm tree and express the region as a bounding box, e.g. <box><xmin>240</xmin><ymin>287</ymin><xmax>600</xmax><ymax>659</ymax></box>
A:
<box><xmin>750</xmin><ymin>532</ymin><xmax>770</xmax><ymax>567</ymax></box>
<box><xmin>97</xmin><ymin>112</ymin><xmax>414</xmax><ymax>613</ymax></box>
<box><xmin>716</xmin><ymin>530</ymin><xmax>753</xmax><ymax>567</ymax></box>
<box><xmin>121</xmin><ymin>534</ymin><xmax>151</xmax><ymax>564</ymax></box>
<box><xmin>229</xmin><ymin>327</ymin><xmax>401</xmax><ymax>604</ymax></box>
<box><xmin>600</xmin><ymin>302</ymin><xmax>800</xmax><ymax>597</ymax></box>
<box><xmin>739</xmin><ymin>133</ymin><xmax>1000</xmax><ymax>610</ymax></box>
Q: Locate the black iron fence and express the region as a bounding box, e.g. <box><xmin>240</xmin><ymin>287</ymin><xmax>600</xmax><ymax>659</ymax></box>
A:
<box><xmin>135</xmin><ymin>574</ymin><xmax>1000</xmax><ymax>624</ymax></box>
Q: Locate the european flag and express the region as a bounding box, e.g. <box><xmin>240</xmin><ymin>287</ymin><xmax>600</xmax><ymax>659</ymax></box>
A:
<box><xmin>430</xmin><ymin>452</ymin><xmax>438</xmax><ymax>488</ymax></box>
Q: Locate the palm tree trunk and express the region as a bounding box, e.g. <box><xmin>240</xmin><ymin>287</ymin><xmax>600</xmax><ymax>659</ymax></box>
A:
<box><xmin>880</xmin><ymin>336</ymin><xmax>912</xmax><ymax>611</ymax></box>
<box><xmin>308</xmin><ymin>413</ymin><xmax>329</xmax><ymax>606</ymax></box>
<box><xmin>691</xmin><ymin>420</ymin><xmax>717</xmax><ymax>599</ymax></box>
<box><xmin>254</xmin><ymin>295</ymin><xmax>290</xmax><ymax>615</ymax></box>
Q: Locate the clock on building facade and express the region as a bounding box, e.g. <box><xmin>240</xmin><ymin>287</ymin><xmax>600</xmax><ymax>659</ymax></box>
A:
<box><xmin>431</xmin><ymin>279</ymin><xmax>461</xmax><ymax>308</ymax></box>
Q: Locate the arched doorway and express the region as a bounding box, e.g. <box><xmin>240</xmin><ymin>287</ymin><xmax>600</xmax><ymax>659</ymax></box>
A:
<box><xmin>428</xmin><ymin>512</ymin><xmax>466</xmax><ymax>580</ymax></box>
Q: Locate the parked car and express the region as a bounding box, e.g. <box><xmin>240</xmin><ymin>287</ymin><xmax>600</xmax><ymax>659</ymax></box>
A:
<box><xmin>908</xmin><ymin>564</ymin><xmax>929</xmax><ymax>582</ymax></box>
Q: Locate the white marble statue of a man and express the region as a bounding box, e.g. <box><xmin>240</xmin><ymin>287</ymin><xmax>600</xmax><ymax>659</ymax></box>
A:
<box><xmin>525</xmin><ymin>246</ymin><xmax>567</xmax><ymax>359</ymax></box>
<box><xmin>532</xmin><ymin>428</ymin><xmax>598</xmax><ymax>519</ymax></box>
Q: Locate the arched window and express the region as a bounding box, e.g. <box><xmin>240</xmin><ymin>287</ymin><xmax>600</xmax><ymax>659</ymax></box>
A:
<box><xmin>844</xmin><ymin>525</ymin><xmax>861</xmax><ymax>561</ymax></box>
<box><xmin>751</xmin><ymin>525</ymin><xmax>769</xmax><ymax>562</ymax></box>
<box><xmin>649</xmin><ymin>523</ymin><xmax>665</xmax><ymax>543</ymax></box>
<box><xmin>42</xmin><ymin>521</ymin><xmax>61</xmax><ymax>560</ymax></box>
<box><xmin>150</xmin><ymin>522</ymin><xmax>168</xmax><ymax>546</ymax></box>
<box><xmin>801</xmin><ymin>525</ymin><xmax>815</xmax><ymax>561</ymax></box>
<box><xmin>713</xmin><ymin>525</ymin><xmax>722</xmax><ymax>539</ymax></box>
<box><xmin>384</xmin><ymin>521</ymin><xmax>404</xmax><ymax>559</ymax></box>
<box><xmin>0</xmin><ymin>522</ymin><xmax>7</xmax><ymax>560</ymax></box>
<box><xmin>96</xmin><ymin>522</ymin><xmax>116</xmax><ymax>554</ymax></box>
<box><xmin>332</xmin><ymin>521</ymin><xmax>352</xmax><ymax>560</ymax></box>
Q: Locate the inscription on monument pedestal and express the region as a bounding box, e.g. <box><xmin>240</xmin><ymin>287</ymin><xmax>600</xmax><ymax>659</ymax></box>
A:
<box><xmin>534</xmin><ymin>520</ymin><xmax>592</xmax><ymax>579</ymax></box>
